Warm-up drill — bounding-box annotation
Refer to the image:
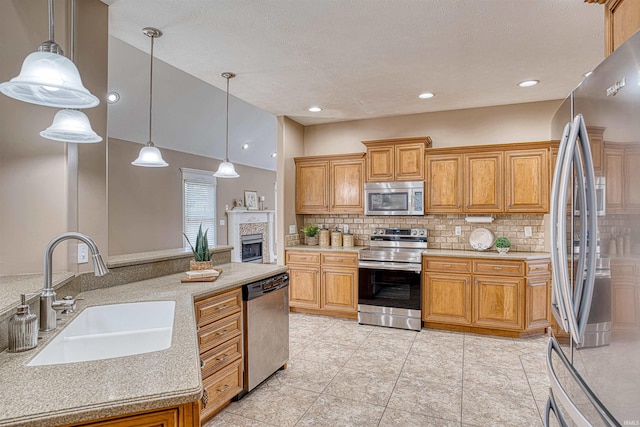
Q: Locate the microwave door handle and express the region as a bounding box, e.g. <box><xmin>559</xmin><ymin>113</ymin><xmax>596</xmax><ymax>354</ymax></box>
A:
<box><xmin>574</xmin><ymin>114</ymin><xmax>599</xmax><ymax>343</ymax></box>
<box><xmin>550</xmin><ymin>122</ymin><xmax>572</xmax><ymax>332</ymax></box>
<box><xmin>557</xmin><ymin>118</ymin><xmax>580</xmax><ymax>340</ymax></box>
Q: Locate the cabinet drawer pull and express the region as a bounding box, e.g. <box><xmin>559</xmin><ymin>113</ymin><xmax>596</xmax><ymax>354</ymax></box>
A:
<box><xmin>217</xmin><ymin>384</ymin><xmax>230</xmax><ymax>393</ymax></box>
<box><xmin>493</xmin><ymin>267</ymin><xmax>503</xmax><ymax>270</ymax></box>
<box><xmin>200</xmin><ymin>359</ymin><xmax>205</xmax><ymax>368</ymax></box>
<box><xmin>216</xmin><ymin>329</ymin><xmax>228</xmax><ymax>336</ymax></box>
<box><xmin>201</xmin><ymin>390</ymin><xmax>208</xmax><ymax>408</ymax></box>
<box><xmin>443</xmin><ymin>264</ymin><xmax>452</xmax><ymax>268</ymax></box>
<box><xmin>216</xmin><ymin>354</ymin><xmax>228</xmax><ymax>361</ymax></box>
<box><xmin>216</xmin><ymin>304</ymin><xmax>228</xmax><ymax>311</ymax></box>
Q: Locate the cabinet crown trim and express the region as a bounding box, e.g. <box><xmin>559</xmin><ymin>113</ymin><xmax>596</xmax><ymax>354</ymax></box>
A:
<box><xmin>426</xmin><ymin>141</ymin><xmax>551</xmax><ymax>155</ymax></box>
<box><xmin>361</xmin><ymin>136</ymin><xmax>432</xmax><ymax>147</ymax></box>
<box><xmin>294</xmin><ymin>152</ymin><xmax>365</xmax><ymax>163</ymax></box>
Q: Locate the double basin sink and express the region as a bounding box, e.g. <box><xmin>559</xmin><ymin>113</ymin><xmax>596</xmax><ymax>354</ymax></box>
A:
<box><xmin>28</xmin><ymin>301</ymin><xmax>175</xmax><ymax>366</ymax></box>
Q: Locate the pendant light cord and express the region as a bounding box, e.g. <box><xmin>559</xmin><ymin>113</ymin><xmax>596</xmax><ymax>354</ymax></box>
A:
<box><xmin>70</xmin><ymin>0</ymin><xmax>75</xmax><ymax>62</ymax></box>
<box><xmin>148</xmin><ymin>34</ymin><xmax>155</xmax><ymax>147</ymax></box>
<box><xmin>225</xmin><ymin>76</ymin><xmax>229</xmax><ymax>162</ymax></box>
<box><xmin>48</xmin><ymin>0</ymin><xmax>54</xmax><ymax>41</ymax></box>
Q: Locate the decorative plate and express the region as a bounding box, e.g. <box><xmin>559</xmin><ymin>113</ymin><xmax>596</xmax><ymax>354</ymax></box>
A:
<box><xmin>469</xmin><ymin>228</ymin><xmax>495</xmax><ymax>251</ymax></box>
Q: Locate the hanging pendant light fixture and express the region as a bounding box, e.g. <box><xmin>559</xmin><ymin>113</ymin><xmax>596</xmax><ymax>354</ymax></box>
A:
<box><xmin>40</xmin><ymin>0</ymin><xmax>102</xmax><ymax>143</ymax></box>
<box><xmin>0</xmin><ymin>0</ymin><xmax>99</xmax><ymax>109</ymax></box>
<box><xmin>214</xmin><ymin>72</ymin><xmax>239</xmax><ymax>178</ymax></box>
<box><xmin>132</xmin><ymin>27</ymin><xmax>168</xmax><ymax>167</ymax></box>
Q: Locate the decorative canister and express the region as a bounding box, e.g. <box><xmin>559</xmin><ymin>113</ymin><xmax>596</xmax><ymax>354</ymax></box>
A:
<box><xmin>319</xmin><ymin>228</ymin><xmax>330</xmax><ymax>247</ymax></box>
<box><xmin>331</xmin><ymin>228</ymin><xmax>343</xmax><ymax>247</ymax></box>
<box><xmin>343</xmin><ymin>233</ymin><xmax>354</xmax><ymax>248</ymax></box>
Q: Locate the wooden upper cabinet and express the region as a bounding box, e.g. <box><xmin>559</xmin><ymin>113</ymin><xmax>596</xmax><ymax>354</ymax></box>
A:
<box><xmin>330</xmin><ymin>157</ymin><xmax>365</xmax><ymax>213</ymax></box>
<box><xmin>464</xmin><ymin>151</ymin><xmax>503</xmax><ymax>213</ymax></box>
<box><xmin>625</xmin><ymin>149</ymin><xmax>640</xmax><ymax>211</ymax></box>
<box><xmin>605</xmin><ymin>0</ymin><xmax>640</xmax><ymax>56</ymax></box>
<box><xmin>362</xmin><ymin>136</ymin><xmax>432</xmax><ymax>182</ymax></box>
<box><xmin>295</xmin><ymin>153</ymin><xmax>365</xmax><ymax>214</ymax></box>
<box><xmin>426</xmin><ymin>153</ymin><xmax>463</xmax><ymax>213</ymax></box>
<box><xmin>505</xmin><ymin>149</ymin><xmax>549</xmax><ymax>213</ymax></box>
<box><xmin>605</xmin><ymin>145</ymin><xmax>626</xmax><ymax>213</ymax></box>
<box><xmin>295</xmin><ymin>159</ymin><xmax>329</xmax><ymax>214</ymax></box>
<box><xmin>587</xmin><ymin>126</ymin><xmax>605</xmax><ymax>174</ymax></box>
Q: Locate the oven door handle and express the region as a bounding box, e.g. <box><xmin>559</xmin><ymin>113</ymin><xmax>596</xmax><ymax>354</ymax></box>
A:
<box><xmin>358</xmin><ymin>261</ymin><xmax>422</xmax><ymax>272</ymax></box>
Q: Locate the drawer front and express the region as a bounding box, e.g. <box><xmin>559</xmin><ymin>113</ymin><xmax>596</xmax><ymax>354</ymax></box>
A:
<box><xmin>195</xmin><ymin>288</ymin><xmax>242</xmax><ymax>327</ymax></box>
<box><xmin>473</xmin><ymin>259</ymin><xmax>524</xmax><ymax>276</ymax></box>
<box><xmin>201</xmin><ymin>334</ymin><xmax>242</xmax><ymax>379</ymax></box>
<box><xmin>610</xmin><ymin>261</ymin><xmax>636</xmax><ymax>280</ymax></box>
<box><xmin>200</xmin><ymin>360</ymin><xmax>243</xmax><ymax>421</ymax></box>
<box><xmin>423</xmin><ymin>257</ymin><xmax>472</xmax><ymax>274</ymax></box>
<box><xmin>526</xmin><ymin>259</ymin><xmax>551</xmax><ymax>276</ymax></box>
<box><xmin>321</xmin><ymin>252</ymin><xmax>358</xmax><ymax>267</ymax></box>
<box><xmin>198</xmin><ymin>312</ymin><xmax>242</xmax><ymax>354</ymax></box>
<box><xmin>285</xmin><ymin>251</ymin><xmax>321</xmax><ymax>265</ymax></box>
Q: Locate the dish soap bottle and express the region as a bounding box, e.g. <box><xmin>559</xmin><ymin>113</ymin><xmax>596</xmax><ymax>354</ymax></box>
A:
<box><xmin>8</xmin><ymin>294</ymin><xmax>38</xmax><ymax>352</ymax></box>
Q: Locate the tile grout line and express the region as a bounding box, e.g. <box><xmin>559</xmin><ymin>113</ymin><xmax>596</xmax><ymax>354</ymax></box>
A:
<box><xmin>519</xmin><ymin>350</ymin><xmax>545</xmax><ymax>426</ymax></box>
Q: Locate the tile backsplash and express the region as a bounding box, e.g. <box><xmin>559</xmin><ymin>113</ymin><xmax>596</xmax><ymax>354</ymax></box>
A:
<box><xmin>294</xmin><ymin>214</ymin><xmax>546</xmax><ymax>252</ymax></box>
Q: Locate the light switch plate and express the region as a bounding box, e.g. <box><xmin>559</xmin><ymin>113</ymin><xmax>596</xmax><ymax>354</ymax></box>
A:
<box><xmin>219</xmin><ymin>219</ymin><xmax>225</xmax><ymax>226</ymax></box>
<box><xmin>289</xmin><ymin>225</ymin><xmax>297</xmax><ymax>234</ymax></box>
<box><xmin>455</xmin><ymin>226</ymin><xmax>462</xmax><ymax>236</ymax></box>
<box><xmin>78</xmin><ymin>243</ymin><xmax>89</xmax><ymax>264</ymax></box>
<box><xmin>524</xmin><ymin>226</ymin><xmax>532</xmax><ymax>237</ymax></box>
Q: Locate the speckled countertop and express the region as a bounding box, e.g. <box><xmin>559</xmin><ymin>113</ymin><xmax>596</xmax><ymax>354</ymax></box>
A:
<box><xmin>107</xmin><ymin>245</ymin><xmax>233</xmax><ymax>268</ymax></box>
<box><xmin>0</xmin><ymin>273</ymin><xmax>75</xmax><ymax>323</ymax></box>
<box><xmin>285</xmin><ymin>245</ymin><xmax>549</xmax><ymax>260</ymax></box>
<box><xmin>421</xmin><ymin>249</ymin><xmax>550</xmax><ymax>260</ymax></box>
<box><xmin>285</xmin><ymin>245</ymin><xmax>367</xmax><ymax>253</ymax></box>
<box><xmin>0</xmin><ymin>262</ymin><xmax>288</xmax><ymax>427</ymax></box>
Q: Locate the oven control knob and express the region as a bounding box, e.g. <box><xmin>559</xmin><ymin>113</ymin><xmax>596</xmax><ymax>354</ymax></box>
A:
<box><xmin>419</xmin><ymin>229</ymin><xmax>426</xmax><ymax>236</ymax></box>
<box><xmin>411</xmin><ymin>229</ymin><xmax>418</xmax><ymax>236</ymax></box>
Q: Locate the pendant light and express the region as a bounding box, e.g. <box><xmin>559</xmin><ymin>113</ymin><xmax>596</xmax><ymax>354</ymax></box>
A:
<box><xmin>0</xmin><ymin>0</ymin><xmax>99</xmax><ymax>108</ymax></box>
<box><xmin>132</xmin><ymin>27</ymin><xmax>168</xmax><ymax>167</ymax></box>
<box><xmin>40</xmin><ymin>0</ymin><xmax>102</xmax><ymax>143</ymax></box>
<box><xmin>214</xmin><ymin>72</ymin><xmax>239</xmax><ymax>178</ymax></box>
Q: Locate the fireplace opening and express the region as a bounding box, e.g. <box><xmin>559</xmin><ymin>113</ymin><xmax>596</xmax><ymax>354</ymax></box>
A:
<box><xmin>241</xmin><ymin>234</ymin><xmax>263</xmax><ymax>263</ymax></box>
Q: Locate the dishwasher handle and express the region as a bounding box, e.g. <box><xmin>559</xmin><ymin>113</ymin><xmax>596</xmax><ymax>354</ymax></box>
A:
<box><xmin>243</xmin><ymin>273</ymin><xmax>289</xmax><ymax>301</ymax></box>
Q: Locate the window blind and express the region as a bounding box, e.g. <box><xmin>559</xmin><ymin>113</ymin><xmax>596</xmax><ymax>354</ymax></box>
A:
<box><xmin>182</xmin><ymin>168</ymin><xmax>216</xmax><ymax>248</ymax></box>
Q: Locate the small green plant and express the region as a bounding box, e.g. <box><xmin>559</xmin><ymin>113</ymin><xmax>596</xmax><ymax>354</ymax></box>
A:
<box><xmin>184</xmin><ymin>224</ymin><xmax>211</xmax><ymax>261</ymax></box>
<box><xmin>494</xmin><ymin>237</ymin><xmax>511</xmax><ymax>249</ymax></box>
<box><xmin>301</xmin><ymin>224</ymin><xmax>319</xmax><ymax>237</ymax></box>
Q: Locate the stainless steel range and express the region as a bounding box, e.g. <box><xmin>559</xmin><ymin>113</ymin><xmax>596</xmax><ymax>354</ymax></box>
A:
<box><xmin>358</xmin><ymin>228</ymin><xmax>427</xmax><ymax>331</ymax></box>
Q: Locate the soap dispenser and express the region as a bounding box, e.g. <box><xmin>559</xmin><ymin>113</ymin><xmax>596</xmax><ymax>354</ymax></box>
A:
<box><xmin>8</xmin><ymin>294</ymin><xmax>38</xmax><ymax>352</ymax></box>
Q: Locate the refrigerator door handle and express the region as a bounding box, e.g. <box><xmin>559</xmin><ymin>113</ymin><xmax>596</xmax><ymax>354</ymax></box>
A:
<box><xmin>545</xmin><ymin>391</ymin><xmax>569</xmax><ymax>427</ymax></box>
<box><xmin>574</xmin><ymin>114</ymin><xmax>599</xmax><ymax>342</ymax></box>
<box><xmin>546</xmin><ymin>339</ymin><xmax>592</xmax><ymax>427</ymax></box>
<box><xmin>550</xmin><ymin>122</ymin><xmax>572</xmax><ymax>332</ymax></box>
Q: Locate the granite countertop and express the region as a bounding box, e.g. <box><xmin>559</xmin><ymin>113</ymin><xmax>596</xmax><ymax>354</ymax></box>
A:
<box><xmin>422</xmin><ymin>249</ymin><xmax>551</xmax><ymax>260</ymax></box>
<box><xmin>285</xmin><ymin>245</ymin><xmax>366</xmax><ymax>253</ymax></box>
<box><xmin>0</xmin><ymin>262</ymin><xmax>288</xmax><ymax>427</ymax></box>
<box><xmin>107</xmin><ymin>246</ymin><xmax>233</xmax><ymax>268</ymax></box>
<box><xmin>0</xmin><ymin>273</ymin><xmax>75</xmax><ymax>323</ymax></box>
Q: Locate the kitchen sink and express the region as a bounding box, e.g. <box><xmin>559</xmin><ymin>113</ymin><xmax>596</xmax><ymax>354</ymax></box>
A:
<box><xmin>28</xmin><ymin>301</ymin><xmax>175</xmax><ymax>366</ymax></box>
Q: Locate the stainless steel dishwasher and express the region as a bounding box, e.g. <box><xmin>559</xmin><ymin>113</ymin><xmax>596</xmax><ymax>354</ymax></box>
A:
<box><xmin>239</xmin><ymin>272</ymin><xmax>289</xmax><ymax>397</ymax></box>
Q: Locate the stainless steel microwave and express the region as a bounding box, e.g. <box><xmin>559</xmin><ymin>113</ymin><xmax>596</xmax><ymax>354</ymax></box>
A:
<box><xmin>574</xmin><ymin>176</ymin><xmax>605</xmax><ymax>216</ymax></box>
<box><xmin>364</xmin><ymin>181</ymin><xmax>424</xmax><ymax>216</ymax></box>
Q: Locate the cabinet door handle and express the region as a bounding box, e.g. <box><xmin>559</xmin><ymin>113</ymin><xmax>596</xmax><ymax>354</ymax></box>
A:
<box><xmin>457</xmin><ymin>204</ymin><xmax>461</xmax><ymax>209</ymax></box>
<box><xmin>201</xmin><ymin>390</ymin><xmax>208</xmax><ymax>408</ymax></box>
<box><xmin>217</xmin><ymin>384</ymin><xmax>230</xmax><ymax>393</ymax></box>
<box><xmin>216</xmin><ymin>329</ymin><xmax>228</xmax><ymax>336</ymax></box>
<box><xmin>217</xmin><ymin>304</ymin><xmax>228</xmax><ymax>311</ymax></box>
<box><xmin>216</xmin><ymin>354</ymin><xmax>228</xmax><ymax>361</ymax></box>
<box><xmin>200</xmin><ymin>359</ymin><xmax>205</xmax><ymax>368</ymax></box>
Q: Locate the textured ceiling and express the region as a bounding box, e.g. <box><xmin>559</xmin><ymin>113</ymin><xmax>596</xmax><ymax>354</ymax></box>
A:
<box><xmin>102</xmin><ymin>0</ymin><xmax>604</xmax><ymax>126</ymax></box>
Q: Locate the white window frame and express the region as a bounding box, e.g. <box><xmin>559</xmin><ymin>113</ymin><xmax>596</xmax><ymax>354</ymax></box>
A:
<box><xmin>181</xmin><ymin>167</ymin><xmax>217</xmax><ymax>249</ymax></box>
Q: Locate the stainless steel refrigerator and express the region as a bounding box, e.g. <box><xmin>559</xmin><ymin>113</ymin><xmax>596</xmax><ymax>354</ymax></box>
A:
<box><xmin>548</xmin><ymin>30</ymin><xmax>640</xmax><ymax>426</ymax></box>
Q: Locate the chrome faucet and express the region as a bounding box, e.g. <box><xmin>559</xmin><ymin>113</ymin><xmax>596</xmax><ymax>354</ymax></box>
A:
<box><xmin>40</xmin><ymin>232</ymin><xmax>109</xmax><ymax>331</ymax></box>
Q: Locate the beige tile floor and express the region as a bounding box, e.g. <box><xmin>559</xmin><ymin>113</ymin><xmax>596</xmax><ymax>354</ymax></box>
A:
<box><xmin>204</xmin><ymin>313</ymin><xmax>550</xmax><ymax>427</ymax></box>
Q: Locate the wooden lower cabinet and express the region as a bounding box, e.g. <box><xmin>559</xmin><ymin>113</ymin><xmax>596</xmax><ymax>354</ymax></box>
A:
<box><xmin>423</xmin><ymin>273</ymin><xmax>472</xmax><ymax>325</ymax></box>
<box><xmin>423</xmin><ymin>256</ymin><xmax>550</xmax><ymax>337</ymax></box>
<box><xmin>195</xmin><ymin>288</ymin><xmax>244</xmax><ymax>424</ymax></box>
<box><xmin>64</xmin><ymin>403</ymin><xmax>199</xmax><ymax>427</ymax></box>
<box><xmin>611</xmin><ymin>259</ymin><xmax>640</xmax><ymax>335</ymax></box>
<box><xmin>286</xmin><ymin>250</ymin><xmax>358</xmax><ymax>318</ymax></box>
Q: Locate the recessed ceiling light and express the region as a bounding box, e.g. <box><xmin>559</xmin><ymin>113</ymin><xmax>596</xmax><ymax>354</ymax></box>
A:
<box><xmin>308</xmin><ymin>106</ymin><xmax>322</xmax><ymax>112</ymax></box>
<box><xmin>584</xmin><ymin>71</ymin><xmax>593</xmax><ymax>77</ymax></box>
<box><xmin>242</xmin><ymin>143</ymin><xmax>249</xmax><ymax>150</ymax></box>
<box><xmin>271</xmin><ymin>152</ymin><xmax>277</xmax><ymax>158</ymax></box>
<box><xmin>418</xmin><ymin>92</ymin><xmax>435</xmax><ymax>99</ymax></box>
<box><xmin>106</xmin><ymin>91</ymin><xmax>120</xmax><ymax>103</ymax></box>
<box><xmin>517</xmin><ymin>80</ymin><xmax>540</xmax><ymax>88</ymax></box>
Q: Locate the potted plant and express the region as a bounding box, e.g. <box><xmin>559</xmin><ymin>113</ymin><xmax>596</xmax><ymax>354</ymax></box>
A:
<box><xmin>301</xmin><ymin>224</ymin><xmax>319</xmax><ymax>246</ymax></box>
<box><xmin>495</xmin><ymin>237</ymin><xmax>511</xmax><ymax>255</ymax></box>
<box><xmin>184</xmin><ymin>224</ymin><xmax>213</xmax><ymax>270</ymax></box>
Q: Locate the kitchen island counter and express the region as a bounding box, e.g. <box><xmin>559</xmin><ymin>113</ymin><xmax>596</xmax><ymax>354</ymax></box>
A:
<box><xmin>0</xmin><ymin>262</ymin><xmax>288</xmax><ymax>427</ymax></box>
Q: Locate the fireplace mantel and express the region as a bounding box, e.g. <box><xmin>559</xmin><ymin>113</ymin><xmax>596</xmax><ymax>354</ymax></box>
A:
<box><xmin>226</xmin><ymin>210</ymin><xmax>275</xmax><ymax>263</ymax></box>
